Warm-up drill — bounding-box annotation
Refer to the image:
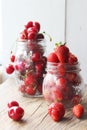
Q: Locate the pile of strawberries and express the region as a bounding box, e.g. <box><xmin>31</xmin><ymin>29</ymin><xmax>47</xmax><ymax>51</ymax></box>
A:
<box><xmin>48</xmin><ymin>102</ymin><xmax>84</xmax><ymax>122</ymax></box>
<box><xmin>43</xmin><ymin>42</ymin><xmax>83</xmax><ymax>108</ymax></box>
<box><xmin>47</xmin><ymin>42</ymin><xmax>78</xmax><ymax>64</ymax></box>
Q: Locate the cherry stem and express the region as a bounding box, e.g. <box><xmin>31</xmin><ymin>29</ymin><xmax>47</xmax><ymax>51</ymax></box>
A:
<box><xmin>43</xmin><ymin>32</ymin><xmax>52</xmax><ymax>41</ymax></box>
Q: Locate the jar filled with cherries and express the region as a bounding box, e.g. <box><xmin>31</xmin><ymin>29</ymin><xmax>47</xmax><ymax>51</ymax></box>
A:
<box><xmin>43</xmin><ymin>43</ymin><xmax>85</xmax><ymax>108</ymax></box>
<box><xmin>6</xmin><ymin>21</ymin><xmax>47</xmax><ymax>97</ymax></box>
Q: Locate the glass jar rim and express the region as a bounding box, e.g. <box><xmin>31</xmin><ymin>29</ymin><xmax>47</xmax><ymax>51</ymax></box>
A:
<box><xmin>47</xmin><ymin>61</ymin><xmax>81</xmax><ymax>73</ymax></box>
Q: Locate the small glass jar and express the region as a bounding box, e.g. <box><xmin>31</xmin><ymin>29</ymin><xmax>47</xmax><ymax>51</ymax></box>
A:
<box><xmin>43</xmin><ymin>62</ymin><xmax>85</xmax><ymax>108</ymax></box>
<box><xmin>14</xmin><ymin>39</ymin><xmax>47</xmax><ymax>97</ymax></box>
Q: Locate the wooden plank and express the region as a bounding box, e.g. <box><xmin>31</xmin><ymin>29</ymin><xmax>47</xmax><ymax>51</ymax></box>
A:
<box><xmin>0</xmin><ymin>77</ymin><xmax>87</xmax><ymax>130</ymax></box>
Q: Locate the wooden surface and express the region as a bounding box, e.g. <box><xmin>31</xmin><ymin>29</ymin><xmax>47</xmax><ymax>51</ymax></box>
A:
<box><xmin>0</xmin><ymin>77</ymin><xmax>87</xmax><ymax>130</ymax></box>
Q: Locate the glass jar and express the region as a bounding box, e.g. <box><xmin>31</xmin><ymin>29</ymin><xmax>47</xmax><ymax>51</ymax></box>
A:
<box><xmin>14</xmin><ymin>39</ymin><xmax>47</xmax><ymax>97</ymax></box>
<box><xmin>43</xmin><ymin>62</ymin><xmax>85</xmax><ymax>108</ymax></box>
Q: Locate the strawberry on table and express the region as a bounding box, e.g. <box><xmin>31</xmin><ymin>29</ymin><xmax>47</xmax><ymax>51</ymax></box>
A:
<box><xmin>48</xmin><ymin>102</ymin><xmax>65</xmax><ymax>122</ymax></box>
<box><xmin>72</xmin><ymin>104</ymin><xmax>84</xmax><ymax>118</ymax></box>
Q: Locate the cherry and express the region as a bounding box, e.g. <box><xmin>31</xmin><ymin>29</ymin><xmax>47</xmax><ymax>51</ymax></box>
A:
<box><xmin>35</xmin><ymin>63</ymin><xmax>43</xmax><ymax>72</ymax></box>
<box><xmin>6</xmin><ymin>64</ymin><xmax>14</xmax><ymax>74</ymax></box>
<box><xmin>8</xmin><ymin>101</ymin><xmax>19</xmax><ymax>108</ymax></box>
<box><xmin>10</xmin><ymin>55</ymin><xmax>15</xmax><ymax>62</ymax></box>
<box><xmin>19</xmin><ymin>29</ymin><xmax>28</xmax><ymax>40</ymax></box>
<box><xmin>25</xmin><ymin>86</ymin><xmax>36</xmax><ymax>95</ymax></box>
<box><xmin>37</xmin><ymin>83</ymin><xmax>42</xmax><ymax>93</ymax></box>
<box><xmin>25</xmin><ymin>21</ymin><xmax>33</xmax><ymax>29</ymax></box>
<box><xmin>36</xmin><ymin>33</ymin><xmax>44</xmax><ymax>40</ymax></box>
<box><xmin>27</xmin><ymin>27</ymin><xmax>38</xmax><ymax>34</ymax></box>
<box><xmin>28</xmin><ymin>31</ymin><xmax>37</xmax><ymax>40</ymax></box>
<box><xmin>8</xmin><ymin>106</ymin><xmax>24</xmax><ymax>121</ymax></box>
<box><xmin>31</xmin><ymin>52</ymin><xmax>41</xmax><ymax>62</ymax></box>
<box><xmin>33</xmin><ymin>22</ymin><xmax>40</xmax><ymax>32</ymax></box>
<box><xmin>24</xmin><ymin>74</ymin><xmax>37</xmax><ymax>86</ymax></box>
<box><xmin>15</xmin><ymin>61</ymin><xmax>25</xmax><ymax>72</ymax></box>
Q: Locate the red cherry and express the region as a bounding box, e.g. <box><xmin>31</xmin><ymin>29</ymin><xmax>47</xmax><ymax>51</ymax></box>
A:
<box><xmin>27</xmin><ymin>27</ymin><xmax>38</xmax><ymax>34</ymax></box>
<box><xmin>8</xmin><ymin>101</ymin><xmax>19</xmax><ymax>108</ymax></box>
<box><xmin>31</xmin><ymin>52</ymin><xmax>41</xmax><ymax>62</ymax></box>
<box><xmin>24</xmin><ymin>74</ymin><xmax>37</xmax><ymax>86</ymax></box>
<box><xmin>25</xmin><ymin>21</ymin><xmax>33</xmax><ymax>29</ymax></box>
<box><xmin>25</xmin><ymin>86</ymin><xmax>36</xmax><ymax>95</ymax></box>
<box><xmin>35</xmin><ymin>63</ymin><xmax>43</xmax><ymax>72</ymax></box>
<box><xmin>8</xmin><ymin>106</ymin><xmax>24</xmax><ymax>121</ymax></box>
<box><xmin>37</xmin><ymin>83</ymin><xmax>42</xmax><ymax>93</ymax></box>
<box><xmin>19</xmin><ymin>29</ymin><xmax>28</xmax><ymax>40</ymax></box>
<box><xmin>6</xmin><ymin>64</ymin><xmax>14</xmax><ymax>74</ymax></box>
<box><xmin>19</xmin><ymin>84</ymin><xmax>26</xmax><ymax>93</ymax></box>
<box><xmin>10</xmin><ymin>55</ymin><xmax>15</xmax><ymax>62</ymax></box>
<box><xmin>33</xmin><ymin>22</ymin><xmax>40</xmax><ymax>32</ymax></box>
<box><xmin>36</xmin><ymin>33</ymin><xmax>44</xmax><ymax>40</ymax></box>
<box><xmin>28</xmin><ymin>31</ymin><xmax>37</xmax><ymax>40</ymax></box>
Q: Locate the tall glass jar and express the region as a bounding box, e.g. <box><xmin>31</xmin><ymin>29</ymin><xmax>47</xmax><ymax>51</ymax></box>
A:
<box><xmin>14</xmin><ymin>39</ymin><xmax>47</xmax><ymax>97</ymax></box>
<box><xmin>43</xmin><ymin>62</ymin><xmax>85</xmax><ymax>108</ymax></box>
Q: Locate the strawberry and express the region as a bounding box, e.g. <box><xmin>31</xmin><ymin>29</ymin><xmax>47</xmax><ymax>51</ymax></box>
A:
<box><xmin>65</xmin><ymin>72</ymin><xmax>77</xmax><ymax>82</ymax></box>
<box><xmin>52</xmin><ymin>87</ymin><xmax>63</xmax><ymax>101</ymax></box>
<box><xmin>55</xmin><ymin>43</ymin><xmax>69</xmax><ymax>63</ymax></box>
<box><xmin>48</xmin><ymin>102</ymin><xmax>65</xmax><ymax>121</ymax></box>
<box><xmin>72</xmin><ymin>104</ymin><xmax>84</xmax><ymax>118</ymax></box>
<box><xmin>56</xmin><ymin>77</ymin><xmax>67</xmax><ymax>90</ymax></box>
<box><xmin>72</xmin><ymin>95</ymin><xmax>82</xmax><ymax>105</ymax></box>
<box><xmin>68</xmin><ymin>52</ymin><xmax>78</xmax><ymax>64</ymax></box>
<box><xmin>47</xmin><ymin>52</ymin><xmax>59</xmax><ymax>63</ymax></box>
<box><xmin>57</xmin><ymin>63</ymin><xmax>66</xmax><ymax>76</ymax></box>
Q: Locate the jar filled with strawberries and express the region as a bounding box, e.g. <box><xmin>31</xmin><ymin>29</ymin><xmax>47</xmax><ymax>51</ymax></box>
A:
<box><xmin>43</xmin><ymin>42</ymin><xmax>85</xmax><ymax>108</ymax></box>
<box><xmin>6</xmin><ymin>21</ymin><xmax>48</xmax><ymax>97</ymax></box>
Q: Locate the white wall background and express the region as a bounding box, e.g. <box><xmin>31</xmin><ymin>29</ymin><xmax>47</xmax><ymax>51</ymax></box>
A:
<box><xmin>0</xmin><ymin>0</ymin><xmax>65</xmax><ymax>65</ymax></box>
<box><xmin>0</xmin><ymin>0</ymin><xmax>87</xmax><ymax>84</ymax></box>
<box><xmin>66</xmin><ymin>0</ymin><xmax>87</xmax><ymax>83</ymax></box>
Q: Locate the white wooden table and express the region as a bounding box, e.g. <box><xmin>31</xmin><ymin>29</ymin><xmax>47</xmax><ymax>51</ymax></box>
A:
<box><xmin>0</xmin><ymin>77</ymin><xmax>87</xmax><ymax>130</ymax></box>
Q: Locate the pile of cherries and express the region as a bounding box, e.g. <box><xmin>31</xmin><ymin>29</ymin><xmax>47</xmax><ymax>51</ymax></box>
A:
<box><xmin>6</xmin><ymin>21</ymin><xmax>47</xmax><ymax>96</ymax></box>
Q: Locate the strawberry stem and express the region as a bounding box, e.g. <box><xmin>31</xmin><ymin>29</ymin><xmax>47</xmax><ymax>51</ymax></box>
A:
<box><xmin>55</xmin><ymin>42</ymin><xmax>66</xmax><ymax>47</ymax></box>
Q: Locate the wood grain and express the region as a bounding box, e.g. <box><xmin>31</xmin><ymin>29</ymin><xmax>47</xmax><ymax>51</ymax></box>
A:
<box><xmin>0</xmin><ymin>77</ymin><xmax>87</xmax><ymax>130</ymax></box>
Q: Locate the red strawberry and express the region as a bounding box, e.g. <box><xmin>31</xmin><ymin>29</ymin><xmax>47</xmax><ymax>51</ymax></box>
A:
<box><xmin>47</xmin><ymin>52</ymin><xmax>59</xmax><ymax>63</ymax></box>
<box><xmin>55</xmin><ymin>43</ymin><xmax>69</xmax><ymax>63</ymax></box>
<box><xmin>52</xmin><ymin>88</ymin><xmax>63</xmax><ymax>101</ymax></box>
<box><xmin>72</xmin><ymin>104</ymin><xmax>84</xmax><ymax>118</ymax></box>
<box><xmin>72</xmin><ymin>95</ymin><xmax>82</xmax><ymax>105</ymax></box>
<box><xmin>65</xmin><ymin>72</ymin><xmax>77</xmax><ymax>82</ymax></box>
<box><xmin>48</xmin><ymin>102</ymin><xmax>65</xmax><ymax>121</ymax></box>
<box><xmin>57</xmin><ymin>63</ymin><xmax>66</xmax><ymax>76</ymax></box>
<box><xmin>56</xmin><ymin>77</ymin><xmax>67</xmax><ymax>89</ymax></box>
<box><xmin>68</xmin><ymin>52</ymin><xmax>78</xmax><ymax>64</ymax></box>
